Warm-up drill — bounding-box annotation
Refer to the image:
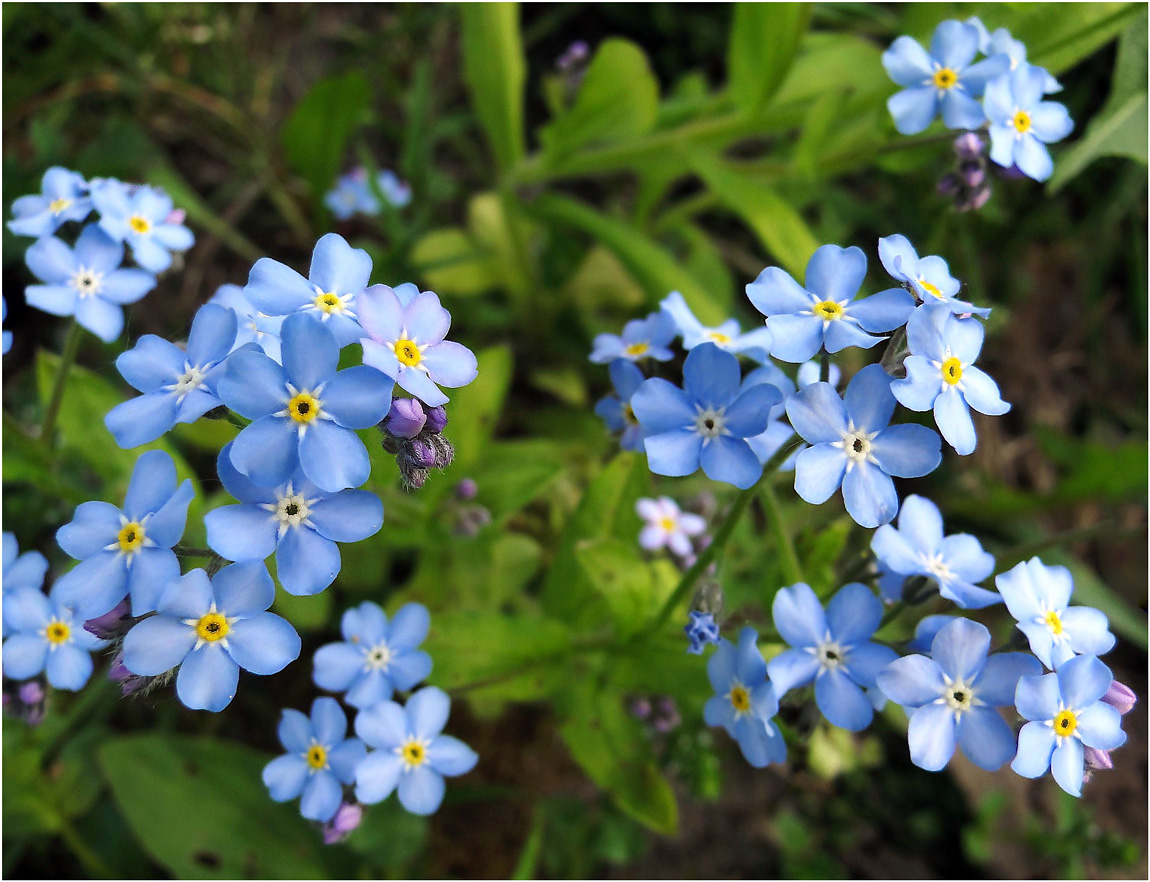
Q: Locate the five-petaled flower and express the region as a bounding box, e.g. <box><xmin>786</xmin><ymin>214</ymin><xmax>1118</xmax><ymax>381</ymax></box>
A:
<box><xmin>354</xmin><ymin>686</ymin><xmax>479</xmax><ymax>815</ymax></box>
<box><xmin>877</xmin><ymin>618</ymin><xmax>1041</xmax><ymax>771</ymax></box>
<box><xmin>660</xmin><ymin>291</ymin><xmax>773</xmax><ymax>362</ymax></box>
<box><xmin>92</xmin><ymin>180</ymin><xmax>195</xmax><ymax>273</ymax></box>
<box><xmin>589</xmin><ymin>310</ymin><xmax>677</xmax><ymax>365</ymax></box>
<box><xmin>8</xmin><ymin>166</ymin><xmax>92</xmax><ymax>238</ymax></box>
<box><xmin>767</xmin><ymin>582</ymin><xmax>898</xmax><ymax>731</ymax></box>
<box><xmin>1012</xmin><ymin>654</ymin><xmax>1127</xmax><ymax>797</ymax></box>
<box><xmin>877</xmin><ymin>234</ymin><xmax>990</xmax><ymax>318</ymax></box>
<box><xmin>313</xmin><ymin>602</ymin><xmax>433</xmax><ymax>709</ymax></box>
<box><xmin>995</xmin><ymin>557</ymin><xmax>1115</xmax><ymax>669</ymax></box>
<box><xmin>2</xmin><ymin>591</ymin><xmax>105</xmax><ymax>691</ymax></box>
<box><xmin>636</xmin><ymin>496</ymin><xmax>706</xmax><ymax>558</ymax></box>
<box><xmin>631</xmin><ymin>343</ymin><xmax>781</xmax><ymax>489</ymax></box>
<box><xmin>984</xmin><ymin>63</ymin><xmax>1074</xmax><ymax>182</ymax></box>
<box><xmin>121</xmin><ymin>562</ymin><xmax>300</xmax><ymax>712</ymax></box>
<box><xmin>218</xmin><ymin>313</ymin><xmax>394</xmax><ymax>492</ymax></box>
<box><xmin>263</xmin><ymin>697</ymin><xmax>367</xmax><ymax>822</ymax></box>
<box><xmin>594</xmin><ymin>359</ymin><xmax>647</xmax><ymax>452</ymax></box>
<box><xmin>746</xmin><ymin>245</ymin><xmax>915</xmax><ymax>364</ymax></box>
<box><xmin>786</xmin><ymin>363</ymin><xmax>941</xmax><ymax>527</ymax></box>
<box><xmin>703</xmin><ymin>627</ymin><xmax>786</xmax><ymax>767</ymax></box>
<box><xmin>53</xmin><ymin>450</ymin><xmax>193</xmax><ymax>619</ymax></box>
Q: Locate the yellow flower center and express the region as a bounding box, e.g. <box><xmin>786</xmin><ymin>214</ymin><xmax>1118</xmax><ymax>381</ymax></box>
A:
<box><xmin>1013</xmin><ymin>110</ymin><xmax>1032</xmax><ymax>133</ymax></box>
<box><xmin>306</xmin><ymin>744</ymin><xmax>327</xmax><ymax>769</ymax></box>
<box><xmin>814</xmin><ymin>300</ymin><xmax>843</xmax><ymax>321</ymax></box>
<box><xmin>1052</xmin><ymin>709</ymin><xmax>1077</xmax><ymax>738</ymax></box>
<box><xmin>624</xmin><ymin>342</ymin><xmax>649</xmax><ymax>358</ymax></box>
<box><xmin>288</xmin><ymin>392</ymin><xmax>320</xmax><ymax>423</ymax></box>
<box><xmin>195</xmin><ymin>612</ymin><xmax>230</xmax><ymax>642</ymax></box>
<box><xmin>933</xmin><ymin>68</ymin><xmax>958</xmax><ymax>90</ymax></box>
<box><xmin>1044</xmin><ymin>610</ymin><xmax>1064</xmax><ymax>636</ymax></box>
<box><xmin>941</xmin><ymin>357</ymin><xmax>963</xmax><ymax>385</ymax></box>
<box><xmin>128</xmin><ymin>215</ymin><xmax>151</xmax><ymax>234</ymax></box>
<box><xmin>659</xmin><ymin>517</ymin><xmax>676</xmax><ymax>532</ymax></box>
<box><xmin>312</xmin><ymin>292</ymin><xmax>344</xmax><ymax>314</ymax></box>
<box><xmin>728</xmin><ymin>685</ymin><xmax>750</xmax><ymax>713</ymax></box>
<box><xmin>394</xmin><ymin>338</ymin><xmax>422</xmax><ymax>367</ymax></box>
<box><xmin>708</xmin><ymin>331</ymin><xmax>732</xmax><ymax>345</ymax></box>
<box><xmin>919</xmin><ymin>279</ymin><xmax>943</xmax><ymax>300</ymax></box>
<box><xmin>45</xmin><ymin>620</ymin><xmax>71</xmax><ymax>645</ymax></box>
<box><xmin>48</xmin><ymin>197</ymin><xmax>73</xmax><ymax>215</ymax></box>
<box><xmin>118</xmin><ymin>522</ymin><xmax>146</xmax><ymax>553</ymax></box>
<box><xmin>401</xmin><ymin>740</ymin><xmax>427</xmax><ymax>766</ymax></box>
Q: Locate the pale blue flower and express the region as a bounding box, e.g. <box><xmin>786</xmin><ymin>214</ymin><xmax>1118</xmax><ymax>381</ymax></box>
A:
<box><xmin>877</xmin><ymin>234</ymin><xmax>989</xmax><ymax>318</ymax></box>
<box><xmin>2</xmin><ymin>590</ymin><xmax>105</xmax><ymax>690</ymax></box>
<box><xmin>8</xmin><ymin>167</ymin><xmax>92</xmax><ymax>238</ymax></box>
<box><xmin>636</xmin><ymin>496</ymin><xmax>705</xmax><ymax>557</ymax></box>
<box><xmin>984</xmin><ymin>64</ymin><xmax>1074</xmax><ymax>182</ymax></box>
<box><xmin>660</xmin><ymin>291</ymin><xmax>773</xmax><ymax>361</ymax></box>
<box><xmin>703</xmin><ymin>627</ymin><xmax>786</xmax><ymax>767</ymax></box>
<box><xmin>593</xmin><ymin>359</ymin><xmax>647</xmax><ymax>452</ymax></box>
<box><xmin>91</xmin><ymin>181</ymin><xmax>195</xmax><ymax>273</ymax></box>
<box><xmin>966</xmin><ymin>18</ymin><xmax>1062</xmax><ymax>92</ymax></box>
<box><xmin>210</xmin><ymin>283</ymin><xmax>284</xmax><ymax>363</ymax></box>
<box><xmin>685</xmin><ymin>611</ymin><xmax>721</xmax><ymax>655</ymax></box>
<box><xmin>590</xmin><ymin>310</ymin><xmax>677</xmax><ymax>364</ymax></box>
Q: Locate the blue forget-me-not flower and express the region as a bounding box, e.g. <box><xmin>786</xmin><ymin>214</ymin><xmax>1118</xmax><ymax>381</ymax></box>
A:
<box><xmin>871</xmin><ymin>495</ymin><xmax>999</xmax><ymax>608</ymax></box>
<box><xmin>786</xmin><ymin>363</ymin><xmax>942</xmax><ymax>527</ymax></box>
<box><xmin>2</xmin><ymin>590</ymin><xmax>105</xmax><ymax>691</ymax></box>
<box><xmin>1013</xmin><ymin>653</ymin><xmax>1127</xmax><ymax>796</ymax></box>
<box><xmin>877</xmin><ymin>618</ymin><xmax>1041</xmax><ymax>771</ymax></box>
<box><xmin>631</xmin><ymin>343</ymin><xmax>780</xmax><ymax>489</ymax></box>
<box><xmin>210</xmin><ymin>283</ymin><xmax>284</xmax><ymax>363</ymax></box>
<box><xmin>8</xmin><ymin>167</ymin><xmax>92</xmax><ymax>238</ymax></box>
<box><xmin>205</xmin><ymin>443</ymin><xmax>384</xmax><ymax>596</ymax></box>
<box><xmin>105</xmin><ymin>303</ymin><xmax>239</xmax><ymax>448</ymax></box>
<box><xmin>589</xmin><ymin>310</ymin><xmax>676</xmax><ymax>364</ymax></box>
<box><xmin>593</xmin><ymin>359</ymin><xmax>647</xmax><ymax>452</ymax></box>
<box><xmin>685</xmin><ymin>610</ymin><xmax>721</xmax><ymax>655</ymax></box>
<box><xmin>91</xmin><ymin>181</ymin><xmax>195</xmax><ymax>273</ymax></box>
<box><xmin>121</xmin><ymin>561</ymin><xmax>300</xmax><ymax>712</ymax></box>
<box><xmin>53</xmin><ymin>450</ymin><xmax>193</xmax><ymax>619</ymax></box>
<box><xmin>965</xmin><ymin>18</ymin><xmax>1062</xmax><ymax>93</ymax></box>
<box><xmin>244</xmin><ymin>233</ymin><xmax>371</xmax><ymax>348</ymax></box>
<box><xmin>746</xmin><ymin>245</ymin><xmax>915</xmax><ymax>363</ymax></box>
<box><xmin>24</xmin><ymin>225</ymin><xmax>156</xmax><ymax>342</ymax></box>
<box><xmin>358</xmin><ymin>284</ymin><xmax>479</xmax><ymax>407</ymax></box>
<box><xmin>313</xmin><ymin>601</ymin><xmax>433</xmax><ymax>709</ymax></box>
<box><xmin>740</xmin><ymin>363</ymin><xmax>802</xmax><ymax>471</ymax></box>
<box><xmin>907</xmin><ymin>614</ymin><xmax>960</xmax><ymax>654</ymax></box>
<box><xmin>767</xmin><ymin>582</ymin><xmax>898</xmax><ymax>731</ymax></box>
<box><xmin>218</xmin><ymin>313</ymin><xmax>393</xmax><ymax>493</ymax></box>
<box><xmin>877</xmin><ymin>234</ymin><xmax>990</xmax><ymax>318</ymax></box>
<box><xmin>660</xmin><ymin>291</ymin><xmax>773</xmax><ymax>362</ymax></box>
<box><xmin>2</xmin><ymin>298</ymin><xmax>11</xmax><ymax>354</ymax></box>
<box><xmin>3</xmin><ymin>532</ymin><xmax>49</xmax><ymax>638</ymax></box>
<box><xmin>263</xmin><ymin>697</ymin><xmax>367</xmax><ymax>822</ymax></box>
<box><xmin>882</xmin><ymin>20</ymin><xmax>1010</xmax><ymax>135</ymax></box>
<box><xmin>983</xmin><ymin>63</ymin><xmax>1074</xmax><ymax>182</ymax></box>
<box><xmin>703</xmin><ymin>627</ymin><xmax>786</xmax><ymax>767</ymax></box>
<box><xmin>354</xmin><ymin>685</ymin><xmax>479</xmax><ymax>815</ymax></box>
<box><xmin>995</xmin><ymin>557</ymin><xmax>1116</xmax><ymax>669</ymax></box>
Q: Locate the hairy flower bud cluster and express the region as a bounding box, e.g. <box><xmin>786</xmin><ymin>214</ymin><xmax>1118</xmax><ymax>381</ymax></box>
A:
<box><xmin>938</xmin><ymin>132</ymin><xmax>992</xmax><ymax>213</ymax></box>
<box><xmin>378</xmin><ymin>396</ymin><xmax>455</xmax><ymax>489</ymax></box>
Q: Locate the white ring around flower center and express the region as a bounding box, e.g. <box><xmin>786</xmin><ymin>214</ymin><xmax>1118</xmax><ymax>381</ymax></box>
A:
<box><xmin>168</xmin><ymin>362</ymin><xmax>210</xmax><ymax>398</ymax></box>
<box><xmin>70</xmin><ymin>266</ymin><xmax>104</xmax><ymax>298</ymax></box>
<box><xmin>833</xmin><ymin>421</ymin><xmax>878</xmax><ymax>468</ymax></box>
<box><xmin>262</xmin><ymin>483</ymin><xmax>316</xmax><ymax>536</ymax></box>
<box><xmin>694</xmin><ymin>406</ymin><xmax>727</xmax><ymax>439</ymax></box>
<box><xmin>941</xmin><ymin>678</ymin><xmax>976</xmax><ymax>714</ymax></box>
<box><xmin>815</xmin><ymin>639</ymin><xmax>846</xmax><ymax>672</ymax></box>
<box><xmin>364</xmin><ymin>641</ymin><xmax>393</xmax><ymax>671</ymax></box>
<box><xmin>918</xmin><ymin>551</ymin><xmax>955</xmax><ymax>584</ymax></box>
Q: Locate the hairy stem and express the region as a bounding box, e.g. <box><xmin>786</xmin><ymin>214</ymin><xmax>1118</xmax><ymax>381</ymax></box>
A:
<box><xmin>40</xmin><ymin>319</ymin><xmax>83</xmax><ymax>450</ymax></box>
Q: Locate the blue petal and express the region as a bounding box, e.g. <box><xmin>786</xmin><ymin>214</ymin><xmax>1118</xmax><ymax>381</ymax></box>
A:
<box><xmin>347</xmin><ymin>670</ymin><xmax>394</xmax><ymax>708</ymax></box>
<box><xmin>955</xmin><ymin>706</ymin><xmax>1017</xmax><ymax>771</ymax></box>
<box><xmin>870</xmin><ymin>424</ymin><xmax>941</xmax><ymax>478</ymax></box>
<box><xmin>56</xmin><ymin>501</ymin><xmax>122</xmax><ymax>559</ymax></box>
<box><xmin>682</xmin><ymin>343</ymin><xmax>740</xmax><ymax>409</ymax></box>
<box><xmin>343</xmin><ymin>601</ymin><xmax>388</xmax><ymax>644</ymax></box>
<box><xmin>848</xmin><ymin>288</ymin><xmax>915</xmax><ymax>332</ymax></box>
<box><xmin>935</xmin><ymin>389</ymin><xmax>976</xmax><ymax>455</ymax></box>
<box><xmin>213</xmin><ymin>560</ymin><xmax>274</xmax><ymax>616</ymax></box>
<box><xmin>842</xmin><ymin>462</ymin><xmax>898</xmax><ymax>528</ymax></box>
<box><xmin>877</xmin><ymin>234</ymin><xmax>919</xmax><ymax>282</ymax></box>
<box><xmin>826</xmin><ymin>582</ymin><xmax>882</xmax><ymax>646</ymax></box>
<box><xmin>244</xmin><ymin>257</ymin><xmax>314</xmax><ymax>315</ymax></box>
<box><xmin>394</xmin><ymin>363</ymin><xmax>448</xmax><ymax>406</ymax></box>
<box><xmin>421</xmin><ymin>341</ymin><xmax>478</xmax><ymax>391</ymax></box>
<box><xmin>230</xmin><ymin>416</ymin><xmax>299</xmax><ymax>489</ymax></box>
<box><xmin>176</xmin><ymin>646</ymin><xmax>240</xmax><ymax>712</ymax></box>
<box><xmin>876</xmin><ymin>655</ymin><xmax>945</xmax><ymax>707</ymax></box>
<box><xmin>46</xmin><ymin>644</ymin><xmax>94</xmax><ymax>691</ymax></box>
<box><xmin>328</xmin><ymin>738</ymin><xmax>367</xmax><ymax>783</ymax></box>
<box><xmin>1014</xmin><ymin>672</ymin><xmax>1061</xmax><ymax>722</ymax></box>
<box><xmin>844</xmin><ymin>364</ymin><xmax>896</xmax><ymax>432</ymax></box>
<box><xmin>746</xmin><ymin>266</ymin><xmax>811</xmax><ymax>316</ymax></box>
<box><xmin>882</xmin><ymin>36</ymin><xmax>932</xmax><ymax>85</ymax></box>
<box><xmin>794</xmin><ymin>444</ymin><xmax>847</xmax><ymax>505</ymax></box>
<box><xmin>631</xmin><ymin>378</ymin><xmax>696</xmax><ymax>433</ymax></box>
<box><xmin>276</xmin><ymin>527</ymin><xmax>340</xmax><ymax>596</ymax></box>
<box><xmin>733</xmin><ymin>626</ymin><xmax>767</xmax><ymax>685</ymax></box>
<box><xmin>205</xmin><ymin>505</ymin><xmax>278</xmax><ymax>561</ymax></box>
<box><xmin>116</xmin><ymin>335</ymin><xmax>184</xmax><ymax>392</ymax></box>
<box><xmin>706</xmin><ymin>639</ymin><xmax>737</xmax><ymax>693</ymax></box>
<box><xmin>804</xmin><ymin>245</ymin><xmax>866</xmax><ymax>304</ymax></box>
<box><xmin>891</xmin><ymin>357</ymin><xmax>941</xmax><ymax>411</ymax></box>
<box><xmin>1015</xmin><ymin>135</ymin><xmax>1054</xmax><ymax>182</ymax></box>
<box><xmin>823</xmin><ymin>320</ymin><xmax>883</xmax><ymax>355</ymax></box>
<box><xmin>355</xmin><ymin>751</ymin><xmax>403</xmax><ymax>804</ymax></box>
<box><xmin>141</xmin><ymin>479</ymin><xmax>194</xmax><ymax>548</ymax></box>
<box><xmin>126</xmin><ymin>547</ymin><xmax>182</xmax><ymax>615</ymax></box>
<box><xmin>815</xmin><ymin>667</ymin><xmax>874</xmax><ymax>731</ymax></box>
<box><xmin>930</xmin><ymin>618</ymin><xmax>990</xmax><ymax>683</ymax></box>
<box><xmin>732</xmin><ymin>716</ymin><xmax>775</xmax><ymax>768</ymax></box>
<box><xmin>960</xmin><ymin>366</ymin><xmax>1010</xmax><ymax>415</ymax></box>
<box><xmin>786</xmin><ymin>383</ymin><xmax>849</xmax><ymax>444</ymax></box>
<box><xmin>724</xmin><ymin>384</ymin><xmax>779</xmax><ymax>438</ymax></box>
<box><xmin>930</xmin><ymin>20</ymin><xmax>978</xmax><ymax>69</ymax></box>
<box><xmin>971</xmin><ymin>653</ymin><xmax>1043</xmax><ymax>707</ymax></box>
<box><xmin>939</xmin><ymin>88</ymin><xmax>987</xmax><ymax>130</ymax></box>
<box><xmin>218</xmin><ymin>350</ymin><xmax>288</xmax><ymax>419</ymax></box>
<box><xmin>301</xmin><ymin>771</ymin><xmax>343</xmax><ymax>822</ymax></box>
<box><xmin>407</xmin><ymin>686</ymin><xmax>451</xmax><ymax>739</ymax></box>
<box><xmin>223</xmin><ymin>613</ymin><xmax>299</xmax><ymax>677</ymax></box>
<box><xmin>25</xmin><ymin>236</ymin><xmax>77</xmax><ymax>283</ymax></box>
<box><xmin>387</xmin><ymin>603</ymin><xmax>431</xmax><ymax>650</ymax></box>
<box><xmin>427</xmin><ymin>735</ymin><xmax>479</xmax><ymax>776</ymax></box>
<box><xmin>888</xmin><ymin>87</ymin><xmax>939</xmax><ymax>135</ymax></box>
<box><xmin>1030</xmin><ymin>101</ymin><xmax>1074</xmax><ymax>142</ymax></box>
<box><xmin>1011</xmin><ymin>720</ymin><xmax>1056</xmax><ymax>778</ymax></box>
<box><xmin>52</xmin><ymin>553</ymin><xmax>128</xmax><ymax>620</ymax></box>
<box><xmin>765</xmin><ymin>314</ymin><xmax>823</xmax><ymax>363</ymax></box>
<box><xmin>263</xmin><ymin>754</ymin><xmax>308</xmax><ymax>801</ymax></box>
<box><xmin>704</xmin><ymin>695</ymin><xmax>737</xmax><ymax>733</ymax></box>
<box><xmin>1062</xmin><ymin>607</ymin><xmax>1116</xmax><ymax>658</ymax></box>
<box><xmin>644</xmin><ymin>430</ymin><xmax>703</xmax><ymax>477</ymax></box>
<box><xmin>403</xmin><ymin>291</ymin><xmax>451</xmax><ymax>344</ymax></box>
<box><xmin>278</xmin><ymin>708</ymin><xmax>313</xmax><ymax>752</ymax></box>
<box><xmin>313</xmin><ymin>642</ymin><xmax>365</xmax><ymax>693</ymax></box>
<box><xmin>387</xmin><ymin>650</ymin><xmax>433</xmax><ymax>692</ymax></box>
<box><xmin>1075</xmin><ymin>703</ymin><xmax>1126</xmax><ymax>751</ymax></box>
<box><xmin>310</xmin><ymin>696</ymin><xmax>348</xmax><ymax>745</ymax></box>
<box><xmin>25</xmin><ymin>284</ymin><xmax>78</xmax><ymax>317</ymax></box>
<box><xmin>771</xmin><ymin>582</ymin><xmax>826</xmax><ymax>648</ymax></box>
<box><xmin>1050</xmin><ymin>738</ymin><xmax>1084</xmax><ymax>797</ymax></box>
<box><xmin>123</xmin><ymin>449</ymin><xmax>178</xmax><ymax>519</ymax></box>
<box><xmin>298</xmin><ymin>421</ymin><xmax>370</xmax><ymax>492</ymax></box>
<box><xmin>318</xmin><ymin>365</ymin><xmax>393</xmax><ymax>428</ymax></box>
<box><xmin>280</xmin><ymin>314</ymin><xmax>338</xmax><ymax>391</ymax></box>
<box><xmin>307</xmin><ymin>490</ymin><xmax>383</xmax><ymax>543</ymax></box>
<box><xmin>356</xmin><ymin>285</ymin><xmax>405</xmax><ymax>345</ymax></box>
<box><xmin>355</xmin><ymin>700</ymin><xmax>408</xmax><ymax>749</ymax></box>
<box><xmin>907</xmin><ymin>702</ymin><xmax>957</xmax><ymax>771</ymax></box>
<box><xmin>397</xmin><ymin>765</ymin><xmax>446</xmax><ymax>815</ymax></box>
<box><xmin>765</xmin><ymin>648</ymin><xmax>819</xmax><ymax>695</ymax></box>
<box><xmin>896</xmin><ymin>494</ymin><xmax>945</xmax><ymax>554</ymax></box>
<box><xmin>105</xmin><ymin>395</ymin><xmax>178</xmax><ymax>449</ymax></box>
<box><xmin>309</xmin><ymin>233</ymin><xmax>372</xmax><ymax>294</ymax></box>
<box><xmin>1057</xmin><ymin>654</ymin><xmax>1113</xmax><ymax>710</ymax></box>
<box><xmin>156</xmin><ymin>569</ymin><xmax>214</xmax><ymax>619</ymax></box>
<box><xmin>700</xmin><ymin>436</ymin><xmax>762</xmax><ymax>489</ymax></box>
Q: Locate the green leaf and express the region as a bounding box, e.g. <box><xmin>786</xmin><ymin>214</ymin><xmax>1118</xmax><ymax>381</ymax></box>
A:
<box><xmin>540</xmin><ymin>452</ymin><xmax>650</xmax><ymax>622</ymax></box>
<box><xmin>727</xmin><ymin>2</ymin><xmax>811</xmax><ymax>114</ymax></box>
<box><xmin>691</xmin><ymin>154</ymin><xmax>819</xmax><ymax>279</ymax></box>
<box><xmin>540</xmin><ymin>39</ymin><xmax>659</xmax><ymax>160</ymax></box>
<box><xmin>281</xmin><ymin>71</ymin><xmax>371</xmax><ymax>199</ymax></box>
<box><xmin>1015</xmin><ymin>2</ymin><xmax>1142</xmax><ymax>75</ymax></box>
<box><xmin>460</xmin><ymin>2</ymin><xmax>525</xmax><ymax>172</ymax></box>
<box><xmin>445</xmin><ymin>344</ymin><xmax>513</xmax><ymax>473</ymax></box>
<box><xmin>575</xmin><ymin>538</ymin><xmax>667</xmax><ymax>636</ymax></box>
<box><xmin>470</xmin><ymin>440</ymin><xmax>565</xmax><ymax>522</ymax></box>
<box><xmin>98</xmin><ymin>735</ymin><xmax>329</xmax><ymax>879</ymax></box>
<box><xmin>529</xmin><ymin>193</ymin><xmax>722</xmax><ymax>323</ymax></box>
<box><xmin>410</xmin><ymin>228</ymin><xmax>501</xmax><ymax>295</ymax></box>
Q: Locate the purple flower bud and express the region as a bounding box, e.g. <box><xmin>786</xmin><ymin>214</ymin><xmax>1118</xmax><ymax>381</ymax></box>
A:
<box><xmin>109</xmin><ymin>656</ymin><xmax>131</xmax><ymax>682</ymax></box>
<box><xmin>629</xmin><ymin>697</ymin><xmax>652</xmax><ymax>720</ymax></box>
<box><xmin>409</xmin><ymin>439</ymin><xmax>438</xmax><ymax>469</ymax></box>
<box><xmin>386</xmin><ymin>397</ymin><xmax>426</xmax><ymax>439</ymax></box>
<box><xmin>953</xmin><ymin>132</ymin><xmax>984</xmax><ymax>160</ymax></box>
<box><xmin>165</xmin><ymin>208</ymin><xmax>186</xmax><ymax>226</ymax></box>
<box><xmin>1084</xmin><ymin>746</ymin><xmax>1114</xmax><ymax>772</ymax></box>
<box><xmin>18</xmin><ymin>681</ymin><xmax>44</xmax><ymax>705</ymax></box>
<box><xmin>322</xmin><ymin>802</ymin><xmax>364</xmax><ymax>844</ymax></box>
<box><xmin>455</xmin><ymin>478</ymin><xmax>478</xmax><ymax>501</ymax></box>
<box><xmin>937</xmin><ymin>173</ymin><xmax>962</xmax><ymax>197</ymax></box>
<box><xmin>349</xmin><ymin>167</ymin><xmax>369</xmax><ymax>182</ymax></box>
<box><xmin>959</xmin><ymin>162</ymin><xmax>985</xmax><ymax>188</ymax></box>
<box><xmin>1101</xmin><ymin>680</ymin><xmax>1137</xmax><ymax>716</ymax></box>
<box><xmin>84</xmin><ymin>599</ymin><xmax>132</xmax><ymax>640</ymax></box>
<box><xmin>424</xmin><ymin>404</ymin><xmax>448</xmax><ymax>434</ymax></box>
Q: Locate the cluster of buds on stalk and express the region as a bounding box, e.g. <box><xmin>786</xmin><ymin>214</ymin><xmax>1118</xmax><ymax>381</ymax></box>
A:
<box><xmin>378</xmin><ymin>396</ymin><xmax>455</xmax><ymax>490</ymax></box>
<box><xmin>938</xmin><ymin>132</ymin><xmax>991</xmax><ymax>213</ymax></box>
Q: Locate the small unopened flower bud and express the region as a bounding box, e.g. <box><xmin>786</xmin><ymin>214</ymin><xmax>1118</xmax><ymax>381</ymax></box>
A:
<box><xmin>409</xmin><ymin>439</ymin><xmax>438</xmax><ymax>469</ymax></box>
<box><xmin>1101</xmin><ymin>680</ymin><xmax>1137</xmax><ymax>716</ymax></box>
<box><xmin>684</xmin><ymin>610</ymin><xmax>721</xmax><ymax>655</ymax></box>
<box><xmin>959</xmin><ymin>161</ymin><xmax>985</xmax><ymax>188</ymax></box>
<box><xmin>165</xmin><ymin>208</ymin><xmax>187</xmax><ymax>226</ymax></box>
<box><xmin>557</xmin><ymin>40</ymin><xmax>590</xmax><ymax>71</ymax></box>
<box><xmin>452</xmin><ymin>505</ymin><xmax>492</xmax><ymax>538</ymax></box>
<box><xmin>424</xmin><ymin>405</ymin><xmax>448</xmax><ymax>434</ymax></box>
<box><xmin>958</xmin><ymin>185</ymin><xmax>992</xmax><ymax>212</ymax></box>
<box><xmin>1084</xmin><ymin>746</ymin><xmax>1114</xmax><ymax>772</ymax></box>
<box><xmin>385</xmin><ymin>397</ymin><xmax>426</xmax><ymax>439</ymax></box>
<box><xmin>652</xmin><ymin>696</ymin><xmax>681</xmax><ymax>733</ymax></box>
<box><xmin>85</xmin><ymin>599</ymin><xmax>132</xmax><ymax>640</ymax></box>
<box><xmin>629</xmin><ymin>696</ymin><xmax>652</xmax><ymax>720</ymax></box>
<box><xmin>322</xmin><ymin>802</ymin><xmax>364</xmax><ymax>845</ymax></box>
<box><xmin>953</xmin><ymin>131</ymin><xmax>984</xmax><ymax>160</ymax></box>
<box><xmin>455</xmin><ymin>478</ymin><xmax>478</xmax><ymax>501</ymax></box>
<box><xmin>937</xmin><ymin>173</ymin><xmax>962</xmax><ymax>197</ymax></box>
<box><xmin>18</xmin><ymin>681</ymin><xmax>44</xmax><ymax>706</ymax></box>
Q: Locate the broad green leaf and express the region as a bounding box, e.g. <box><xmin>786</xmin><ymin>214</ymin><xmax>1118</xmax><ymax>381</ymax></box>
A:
<box><xmin>529</xmin><ymin>193</ymin><xmax>722</xmax><ymax>323</ymax></box>
<box><xmin>727</xmin><ymin>3</ymin><xmax>811</xmax><ymax>114</ymax></box>
<box><xmin>574</xmin><ymin>538</ymin><xmax>657</xmax><ymax>635</ymax></box>
<box><xmin>99</xmin><ymin>735</ymin><xmax>329</xmax><ymax>879</ymax></box>
<box><xmin>460</xmin><ymin>2</ymin><xmax>525</xmax><ymax>172</ymax></box>
<box><xmin>541</xmin><ymin>452</ymin><xmax>650</xmax><ymax>622</ymax></box>
<box><xmin>470</xmin><ymin>440</ymin><xmax>565</xmax><ymax>522</ymax></box>
<box><xmin>1014</xmin><ymin>2</ymin><xmax>1141</xmax><ymax>75</ymax></box>
<box><xmin>540</xmin><ymin>39</ymin><xmax>659</xmax><ymax>160</ymax></box>
<box><xmin>691</xmin><ymin>155</ymin><xmax>818</xmax><ymax>279</ymax></box>
<box><xmin>411</xmin><ymin>228</ymin><xmax>501</xmax><ymax>295</ymax></box>
<box><xmin>281</xmin><ymin>71</ymin><xmax>371</xmax><ymax>199</ymax></box>
<box><xmin>445</xmin><ymin>344</ymin><xmax>513</xmax><ymax>473</ymax></box>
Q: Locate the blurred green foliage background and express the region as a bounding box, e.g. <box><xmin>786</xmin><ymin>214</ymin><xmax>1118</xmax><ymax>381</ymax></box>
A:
<box><xmin>2</xmin><ymin>3</ymin><xmax>1147</xmax><ymax>878</ymax></box>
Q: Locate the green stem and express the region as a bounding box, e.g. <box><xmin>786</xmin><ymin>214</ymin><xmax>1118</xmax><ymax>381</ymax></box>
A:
<box><xmin>879</xmin><ymin>601</ymin><xmax>906</xmax><ymax>629</ymax></box>
<box><xmin>174</xmin><ymin>545</ymin><xmax>216</xmax><ymax>558</ymax></box>
<box><xmin>40</xmin><ymin>319</ymin><xmax>83</xmax><ymax>449</ymax></box>
<box><xmin>225</xmin><ymin>410</ymin><xmax>250</xmax><ymax>430</ymax></box>
<box><xmin>760</xmin><ymin>480</ymin><xmax>804</xmax><ymax>585</ymax></box>
<box><xmin>641</xmin><ymin>435</ymin><xmax>802</xmax><ymax>637</ymax></box>
<box><xmin>58</xmin><ymin>816</ymin><xmax>113</xmax><ymax>879</ymax></box>
<box><xmin>819</xmin><ymin>351</ymin><xmax>831</xmax><ymax>384</ymax></box>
